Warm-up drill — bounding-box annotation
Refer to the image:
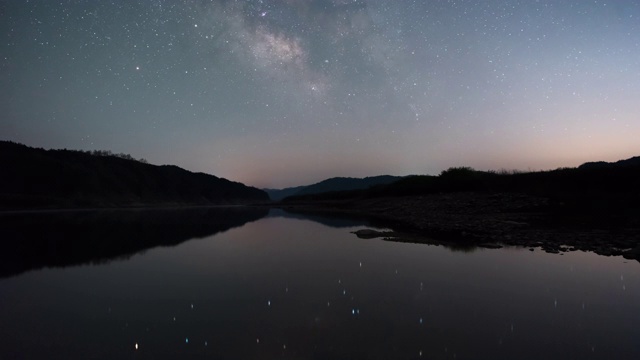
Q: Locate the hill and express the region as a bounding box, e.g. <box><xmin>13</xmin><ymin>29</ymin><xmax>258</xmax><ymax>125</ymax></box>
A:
<box><xmin>263</xmin><ymin>185</ymin><xmax>307</xmax><ymax>201</ymax></box>
<box><xmin>284</xmin><ymin>157</ymin><xmax>640</xmax><ymax>203</ymax></box>
<box><xmin>278</xmin><ymin>157</ymin><xmax>640</xmax><ymax>260</ymax></box>
<box><xmin>265</xmin><ymin>175</ymin><xmax>402</xmax><ymax>201</ymax></box>
<box><xmin>578</xmin><ymin>156</ymin><xmax>640</xmax><ymax>170</ymax></box>
<box><xmin>0</xmin><ymin>141</ymin><xmax>269</xmax><ymax>209</ymax></box>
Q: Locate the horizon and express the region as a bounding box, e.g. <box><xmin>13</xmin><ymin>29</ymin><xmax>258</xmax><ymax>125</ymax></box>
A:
<box><xmin>4</xmin><ymin>138</ymin><xmax>638</xmax><ymax>190</ymax></box>
<box><xmin>2</xmin><ymin>1</ymin><xmax>639</xmax><ymax>189</ymax></box>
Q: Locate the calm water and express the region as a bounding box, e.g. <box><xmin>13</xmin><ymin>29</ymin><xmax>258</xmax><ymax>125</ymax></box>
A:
<box><xmin>0</xmin><ymin>208</ymin><xmax>639</xmax><ymax>359</ymax></box>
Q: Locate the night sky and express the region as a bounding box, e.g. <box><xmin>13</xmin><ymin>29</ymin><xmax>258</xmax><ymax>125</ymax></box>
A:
<box><xmin>2</xmin><ymin>1</ymin><xmax>639</xmax><ymax>188</ymax></box>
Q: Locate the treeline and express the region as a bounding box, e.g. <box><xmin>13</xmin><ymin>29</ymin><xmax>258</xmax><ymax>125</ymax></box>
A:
<box><xmin>85</xmin><ymin>149</ymin><xmax>148</xmax><ymax>164</ymax></box>
<box><xmin>44</xmin><ymin>147</ymin><xmax>149</xmax><ymax>164</ymax></box>
<box><xmin>2</xmin><ymin>141</ymin><xmax>150</xmax><ymax>163</ymax></box>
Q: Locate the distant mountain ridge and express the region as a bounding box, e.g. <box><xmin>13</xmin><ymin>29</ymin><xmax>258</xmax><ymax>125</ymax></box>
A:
<box><xmin>263</xmin><ymin>185</ymin><xmax>308</xmax><ymax>202</ymax></box>
<box><xmin>265</xmin><ymin>175</ymin><xmax>402</xmax><ymax>201</ymax></box>
<box><xmin>0</xmin><ymin>141</ymin><xmax>269</xmax><ymax>209</ymax></box>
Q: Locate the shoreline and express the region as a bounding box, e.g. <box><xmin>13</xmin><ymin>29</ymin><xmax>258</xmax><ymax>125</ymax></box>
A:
<box><xmin>0</xmin><ymin>203</ymin><xmax>266</xmax><ymax>215</ymax></box>
<box><xmin>277</xmin><ymin>192</ymin><xmax>640</xmax><ymax>262</ymax></box>
<box><xmin>3</xmin><ymin>195</ymin><xmax>639</xmax><ymax>262</ymax></box>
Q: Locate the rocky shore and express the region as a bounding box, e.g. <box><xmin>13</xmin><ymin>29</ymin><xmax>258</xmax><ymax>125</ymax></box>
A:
<box><xmin>280</xmin><ymin>192</ymin><xmax>640</xmax><ymax>262</ymax></box>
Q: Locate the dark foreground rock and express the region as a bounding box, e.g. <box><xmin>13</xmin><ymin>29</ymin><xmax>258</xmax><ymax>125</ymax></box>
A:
<box><xmin>351</xmin><ymin>229</ymin><xmax>397</xmax><ymax>239</ymax></box>
<box><xmin>622</xmin><ymin>246</ymin><xmax>640</xmax><ymax>261</ymax></box>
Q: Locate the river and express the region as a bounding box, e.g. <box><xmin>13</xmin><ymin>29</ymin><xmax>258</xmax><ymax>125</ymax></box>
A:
<box><xmin>0</xmin><ymin>207</ymin><xmax>638</xmax><ymax>359</ymax></box>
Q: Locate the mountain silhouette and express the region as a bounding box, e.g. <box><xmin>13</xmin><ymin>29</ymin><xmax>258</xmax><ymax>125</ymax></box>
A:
<box><xmin>263</xmin><ymin>185</ymin><xmax>308</xmax><ymax>201</ymax></box>
<box><xmin>0</xmin><ymin>141</ymin><xmax>269</xmax><ymax>209</ymax></box>
<box><xmin>265</xmin><ymin>175</ymin><xmax>402</xmax><ymax>201</ymax></box>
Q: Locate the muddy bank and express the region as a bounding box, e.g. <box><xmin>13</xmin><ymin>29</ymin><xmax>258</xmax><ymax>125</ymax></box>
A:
<box><xmin>279</xmin><ymin>192</ymin><xmax>640</xmax><ymax>261</ymax></box>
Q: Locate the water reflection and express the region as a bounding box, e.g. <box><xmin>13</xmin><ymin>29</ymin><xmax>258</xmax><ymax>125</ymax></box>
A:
<box><xmin>278</xmin><ymin>207</ymin><xmax>481</xmax><ymax>253</ymax></box>
<box><xmin>0</xmin><ymin>208</ymin><xmax>638</xmax><ymax>359</ymax></box>
<box><xmin>0</xmin><ymin>206</ymin><xmax>268</xmax><ymax>278</ymax></box>
<box><xmin>270</xmin><ymin>208</ymin><xmax>395</xmax><ymax>229</ymax></box>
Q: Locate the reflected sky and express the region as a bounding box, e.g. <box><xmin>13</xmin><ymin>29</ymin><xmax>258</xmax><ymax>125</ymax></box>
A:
<box><xmin>1</xmin><ymin>210</ymin><xmax>639</xmax><ymax>359</ymax></box>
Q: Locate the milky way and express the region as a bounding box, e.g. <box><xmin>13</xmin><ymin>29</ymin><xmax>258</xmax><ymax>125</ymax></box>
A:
<box><xmin>2</xmin><ymin>1</ymin><xmax>639</xmax><ymax>187</ymax></box>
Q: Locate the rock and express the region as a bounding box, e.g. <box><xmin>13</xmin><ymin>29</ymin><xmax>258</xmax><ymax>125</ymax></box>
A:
<box><xmin>351</xmin><ymin>229</ymin><xmax>394</xmax><ymax>239</ymax></box>
<box><xmin>622</xmin><ymin>246</ymin><xmax>640</xmax><ymax>261</ymax></box>
<box><xmin>478</xmin><ymin>243</ymin><xmax>503</xmax><ymax>249</ymax></box>
<box><xmin>501</xmin><ymin>220</ymin><xmax>528</xmax><ymax>226</ymax></box>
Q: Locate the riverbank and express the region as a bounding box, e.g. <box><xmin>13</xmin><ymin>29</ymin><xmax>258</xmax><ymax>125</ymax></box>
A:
<box><xmin>278</xmin><ymin>192</ymin><xmax>640</xmax><ymax>261</ymax></box>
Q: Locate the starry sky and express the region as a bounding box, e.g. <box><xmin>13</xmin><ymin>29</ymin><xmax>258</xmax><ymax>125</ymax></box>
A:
<box><xmin>2</xmin><ymin>0</ymin><xmax>639</xmax><ymax>188</ymax></box>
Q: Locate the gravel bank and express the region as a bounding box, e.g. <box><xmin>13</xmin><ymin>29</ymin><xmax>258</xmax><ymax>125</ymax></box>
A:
<box><xmin>281</xmin><ymin>192</ymin><xmax>640</xmax><ymax>261</ymax></box>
